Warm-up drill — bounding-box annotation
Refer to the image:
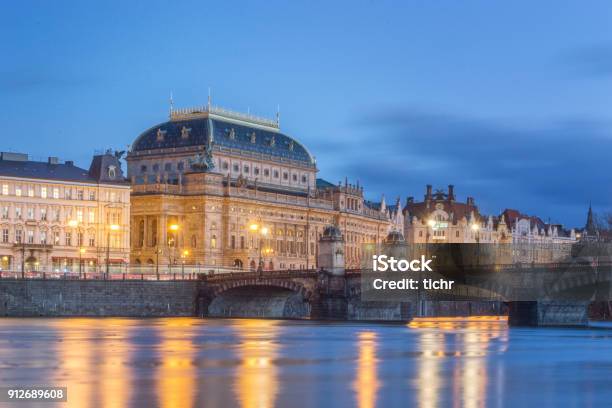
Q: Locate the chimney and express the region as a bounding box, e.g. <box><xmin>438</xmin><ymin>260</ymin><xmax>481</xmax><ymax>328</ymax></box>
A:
<box><xmin>448</xmin><ymin>184</ymin><xmax>455</xmax><ymax>201</ymax></box>
<box><xmin>65</xmin><ymin>160</ymin><xmax>74</xmax><ymax>166</ymax></box>
<box><xmin>48</xmin><ymin>157</ymin><xmax>58</xmax><ymax>165</ymax></box>
<box><xmin>467</xmin><ymin>196</ymin><xmax>474</xmax><ymax>206</ymax></box>
<box><xmin>425</xmin><ymin>184</ymin><xmax>432</xmax><ymax>200</ymax></box>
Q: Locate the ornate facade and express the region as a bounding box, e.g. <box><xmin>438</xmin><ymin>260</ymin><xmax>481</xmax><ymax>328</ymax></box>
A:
<box><xmin>402</xmin><ymin>185</ymin><xmax>576</xmax><ymax>263</ymax></box>
<box><xmin>128</xmin><ymin>104</ymin><xmax>394</xmax><ymax>270</ymax></box>
<box><xmin>0</xmin><ymin>151</ymin><xmax>130</xmax><ymax>273</ymax></box>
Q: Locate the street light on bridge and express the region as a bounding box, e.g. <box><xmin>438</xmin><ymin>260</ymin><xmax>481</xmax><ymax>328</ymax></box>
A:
<box><xmin>249</xmin><ymin>222</ymin><xmax>270</xmax><ymax>273</ymax></box>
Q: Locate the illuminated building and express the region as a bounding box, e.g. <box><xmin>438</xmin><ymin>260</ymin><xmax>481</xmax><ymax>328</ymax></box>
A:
<box><xmin>0</xmin><ymin>151</ymin><xmax>130</xmax><ymax>272</ymax></box>
<box><xmin>127</xmin><ymin>103</ymin><xmax>394</xmax><ymax>269</ymax></box>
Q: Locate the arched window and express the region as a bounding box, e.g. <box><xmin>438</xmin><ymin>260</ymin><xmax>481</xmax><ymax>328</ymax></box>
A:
<box><xmin>211</xmin><ymin>235</ymin><xmax>217</xmax><ymax>249</ymax></box>
<box><xmin>233</xmin><ymin>259</ymin><xmax>243</xmax><ymax>268</ymax></box>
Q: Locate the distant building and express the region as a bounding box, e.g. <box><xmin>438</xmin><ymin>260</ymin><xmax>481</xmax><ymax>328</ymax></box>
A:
<box><xmin>402</xmin><ymin>185</ymin><xmax>509</xmax><ymax>244</ymax></box>
<box><xmin>402</xmin><ymin>185</ymin><xmax>576</xmax><ymax>264</ymax></box>
<box><xmin>127</xmin><ymin>104</ymin><xmax>393</xmax><ymax>270</ymax></box>
<box><xmin>0</xmin><ymin>151</ymin><xmax>130</xmax><ymax>273</ymax></box>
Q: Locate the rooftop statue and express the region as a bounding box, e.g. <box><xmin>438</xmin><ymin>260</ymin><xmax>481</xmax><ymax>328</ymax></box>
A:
<box><xmin>188</xmin><ymin>146</ymin><xmax>215</xmax><ymax>172</ymax></box>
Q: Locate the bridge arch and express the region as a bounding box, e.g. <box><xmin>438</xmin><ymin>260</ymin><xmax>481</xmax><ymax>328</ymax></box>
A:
<box><xmin>204</xmin><ymin>278</ymin><xmax>312</xmax><ymax>319</ymax></box>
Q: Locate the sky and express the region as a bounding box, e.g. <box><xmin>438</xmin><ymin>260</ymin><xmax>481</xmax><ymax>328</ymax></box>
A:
<box><xmin>1</xmin><ymin>0</ymin><xmax>612</xmax><ymax>227</ymax></box>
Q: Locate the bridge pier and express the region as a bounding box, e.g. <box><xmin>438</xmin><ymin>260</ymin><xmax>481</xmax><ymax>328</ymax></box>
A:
<box><xmin>508</xmin><ymin>301</ymin><xmax>590</xmax><ymax>327</ymax></box>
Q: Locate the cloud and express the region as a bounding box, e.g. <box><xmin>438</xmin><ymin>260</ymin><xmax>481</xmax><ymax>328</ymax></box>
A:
<box><xmin>558</xmin><ymin>44</ymin><xmax>612</xmax><ymax>78</ymax></box>
<box><xmin>315</xmin><ymin>107</ymin><xmax>612</xmax><ymax>226</ymax></box>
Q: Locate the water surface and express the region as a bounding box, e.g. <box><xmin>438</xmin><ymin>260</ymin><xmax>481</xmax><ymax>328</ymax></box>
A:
<box><xmin>0</xmin><ymin>317</ymin><xmax>610</xmax><ymax>407</ymax></box>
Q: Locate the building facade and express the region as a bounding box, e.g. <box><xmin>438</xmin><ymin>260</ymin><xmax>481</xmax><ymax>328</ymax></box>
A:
<box><xmin>0</xmin><ymin>151</ymin><xmax>130</xmax><ymax>273</ymax></box>
<box><xmin>402</xmin><ymin>185</ymin><xmax>576</xmax><ymax>264</ymax></box>
<box><xmin>127</xmin><ymin>104</ymin><xmax>393</xmax><ymax>270</ymax></box>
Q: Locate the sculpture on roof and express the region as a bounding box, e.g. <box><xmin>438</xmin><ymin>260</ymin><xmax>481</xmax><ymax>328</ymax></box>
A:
<box><xmin>188</xmin><ymin>143</ymin><xmax>215</xmax><ymax>172</ymax></box>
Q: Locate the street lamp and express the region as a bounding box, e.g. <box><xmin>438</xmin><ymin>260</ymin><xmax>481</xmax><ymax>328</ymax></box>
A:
<box><xmin>249</xmin><ymin>222</ymin><xmax>269</xmax><ymax>273</ymax></box>
<box><xmin>168</xmin><ymin>223</ymin><xmax>180</xmax><ymax>274</ymax></box>
<box><xmin>181</xmin><ymin>249</ymin><xmax>189</xmax><ymax>279</ymax></box>
<box><xmin>471</xmin><ymin>223</ymin><xmax>481</xmax><ymax>266</ymax></box>
<box><xmin>106</xmin><ymin>224</ymin><xmax>120</xmax><ymax>279</ymax></box>
<box><xmin>79</xmin><ymin>247</ymin><xmax>86</xmax><ymax>278</ymax></box>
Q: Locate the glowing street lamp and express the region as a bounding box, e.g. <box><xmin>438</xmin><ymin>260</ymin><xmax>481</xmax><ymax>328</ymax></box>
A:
<box><xmin>79</xmin><ymin>247</ymin><xmax>86</xmax><ymax>278</ymax></box>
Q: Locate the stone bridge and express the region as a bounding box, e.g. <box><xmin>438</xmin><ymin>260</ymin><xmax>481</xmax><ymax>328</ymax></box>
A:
<box><xmin>195</xmin><ymin>269</ymin><xmax>410</xmax><ymax>321</ymax></box>
<box><xmin>193</xmin><ymin>260</ymin><xmax>612</xmax><ymax>325</ymax></box>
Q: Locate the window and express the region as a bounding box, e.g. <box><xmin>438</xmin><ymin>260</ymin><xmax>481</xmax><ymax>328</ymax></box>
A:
<box><xmin>153</xmin><ymin>164</ymin><xmax>159</xmax><ymax>171</ymax></box>
<box><xmin>164</xmin><ymin>163</ymin><xmax>172</xmax><ymax>171</ymax></box>
<box><xmin>302</xmin><ymin>175</ymin><xmax>307</xmax><ymax>183</ymax></box>
<box><xmin>77</xmin><ymin>232</ymin><xmax>83</xmax><ymax>246</ymax></box>
<box><xmin>15</xmin><ymin>229</ymin><xmax>22</xmax><ymax>244</ymax></box>
<box><xmin>40</xmin><ymin>231</ymin><xmax>47</xmax><ymax>245</ymax></box>
<box><xmin>28</xmin><ymin>187</ymin><xmax>34</xmax><ymax>197</ymax></box>
<box><xmin>1</xmin><ymin>184</ymin><xmax>7</xmax><ymax>195</ymax></box>
<box><xmin>76</xmin><ymin>190</ymin><xmax>83</xmax><ymax>200</ymax></box>
<box><xmin>53</xmin><ymin>188</ymin><xmax>59</xmax><ymax>199</ymax></box>
<box><xmin>40</xmin><ymin>208</ymin><xmax>47</xmax><ymax>221</ymax></box>
<box><xmin>76</xmin><ymin>209</ymin><xmax>83</xmax><ymax>223</ymax></box>
<box><xmin>1</xmin><ymin>207</ymin><xmax>7</xmax><ymax>219</ymax></box>
<box><xmin>54</xmin><ymin>231</ymin><xmax>60</xmax><ymax>245</ymax></box>
<box><xmin>27</xmin><ymin>230</ymin><xmax>34</xmax><ymax>244</ymax></box>
<box><xmin>273</xmin><ymin>170</ymin><xmax>279</xmax><ymax>178</ymax></box>
<box><xmin>2</xmin><ymin>229</ymin><xmax>8</xmax><ymax>243</ymax></box>
<box><xmin>240</xmin><ymin>236</ymin><xmax>245</xmax><ymax>249</ymax></box>
<box><xmin>88</xmin><ymin>210</ymin><xmax>95</xmax><ymax>223</ymax></box>
<box><xmin>231</xmin><ymin>235</ymin><xmax>236</xmax><ymax>249</ymax></box>
<box><xmin>15</xmin><ymin>207</ymin><xmax>22</xmax><ymax>219</ymax></box>
<box><xmin>233</xmin><ymin>164</ymin><xmax>239</xmax><ymax>172</ymax></box>
<box><xmin>89</xmin><ymin>235</ymin><xmax>95</xmax><ymax>247</ymax></box>
<box><xmin>89</xmin><ymin>191</ymin><xmax>95</xmax><ymax>201</ymax></box>
<box><xmin>65</xmin><ymin>189</ymin><xmax>72</xmax><ymax>199</ymax></box>
<box><xmin>222</xmin><ymin>162</ymin><xmax>229</xmax><ymax>170</ymax></box>
<box><xmin>292</xmin><ymin>174</ymin><xmax>297</xmax><ymax>182</ymax></box>
<box><xmin>41</xmin><ymin>187</ymin><xmax>47</xmax><ymax>198</ymax></box>
<box><xmin>27</xmin><ymin>208</ymin><xmax>34</xmax><ymax>220</ymax></box>
<box><xmin>254</xmin><ymin>167</ymin><xmax>260</xmax><ymax>175</ymax></box>
<box><xmin>456</xmin><ymin>231</ymin><xmax>460</xmax><ymax>238</ymax></box>
<box><xmin>264</xmin><ymin>169</ymin><xmax>270</xmax><ymax>177</ymax></box>
<box><xmin>15</xmin><ymin>186</ymin><xmax>22</xmax><ymax>197</ymax></box>
<box><xmin>243</xmin><ymin>165</ymin><xmax>249</xmax><ymax>173</ymax></box>
<box><xmin>110</xmin><ymin>192</ymin><xmax>116</xmax><ymax>202</ymax></box>
<box><xmin>65</xmin><ymin>232</ymin><xmax>72</xmax><ymax>246</ymax></box>
<box><xmin>54</xmin><ymin>209</ymin><xmax>60</xmax><ymax>221</ymax></box>
<box><xmin>141</xmin><ymin>165</ymin><xmax>147</xmax><ymax>173</ymax></box>
<box><xmin>283</xmin><ymin>172</ymin><xmax>288</xmax><ymax>180</ymax></box>
<box><xmin>211</xmin><ymin>235</ymin><xmax>217</xmax><ymax>249</ymax></box>
<box><xmin>177</xmin><ymin>162</ymin><xmax>184</xmax><ymax>171</ymax></box>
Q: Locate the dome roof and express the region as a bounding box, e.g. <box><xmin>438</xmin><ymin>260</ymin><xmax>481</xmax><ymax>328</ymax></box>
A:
<box><xmin>131</xmin><ymin>114</ymin><xmax>315</xmax><ymax>167</ymax></box>
<box><xmin>322</xmin><ymin>225</ymin><xmax>343</xmax><ymax>240</ymax></box>
<box><xmin>384</xmin><ymin>230</ymin><xmax>406</xmax><ymax>244</ymax></box>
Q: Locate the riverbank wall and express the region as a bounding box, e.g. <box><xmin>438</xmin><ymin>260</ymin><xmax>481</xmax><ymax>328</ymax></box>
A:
<box><xmin>0</xmin><ymin>280</ymin><xmax>198</xmax><ymax>317</ymax></box>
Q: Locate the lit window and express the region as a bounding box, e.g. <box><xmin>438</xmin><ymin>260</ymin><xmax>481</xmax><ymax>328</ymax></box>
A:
<box><xmin>76</xmin><ymin>210</ymin><xmax>83</xmax><ymax>222</ymax></box>
<box><xmin>15</xmin><ymin>187</ymin><xmax>21</xmax><ymax>197</ymax></box>
<box><xmin>88</xmin><ymin>210</ymin><xmax>95</xmax><ymax>223</ymax></box>
<box><xmin>28</xmin><ymin>187</ymin><xmax>34</xmax><ymax>197</ymax></box>
<box><xmin>1</xmin><ymin>185</ymin><xmax>7</xmax><ymax>195</ymax></box>
<box><xmin>53</xmin><ymin>188</ymin><xmax>59</xmax><ymax>199</ymax></box>
<box><xmin>89</xmin><ymin>191</ymin><xmax>95</xmax><ymax>201</ymax></box>
<box><xmin>41</xmin><ymin>187</ymin><xmax>47</xmax><ymax>198</ymax></box>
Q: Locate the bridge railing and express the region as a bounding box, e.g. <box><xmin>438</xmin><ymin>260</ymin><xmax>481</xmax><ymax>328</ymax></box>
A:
<box><xmin>0</xmin><ymin>266</ymin><xmax>320</xmax><ymax>281</ymax></box>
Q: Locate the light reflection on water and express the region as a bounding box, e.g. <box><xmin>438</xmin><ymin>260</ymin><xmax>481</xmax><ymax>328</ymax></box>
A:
<box><xmin>0</xmin><ymin>316</ymin><xmax>610</xmax><ymax>407</ymax></box>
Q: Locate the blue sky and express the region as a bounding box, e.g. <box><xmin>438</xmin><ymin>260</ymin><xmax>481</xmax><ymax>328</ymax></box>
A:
<box><xmin>1</xmin><ymin>0</ymin><xmax>612</xmax><ymax>227</ymax></box>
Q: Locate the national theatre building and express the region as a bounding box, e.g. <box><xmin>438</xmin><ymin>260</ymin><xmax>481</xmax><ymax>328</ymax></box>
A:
<box><xmin>127</xmin><ymin>103</ymin><xmax>396</xmax><ymax>270</ymax></box>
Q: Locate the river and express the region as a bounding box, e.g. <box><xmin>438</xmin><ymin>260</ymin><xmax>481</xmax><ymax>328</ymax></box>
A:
<box><xmin>0</xmin><ymin>317</ymin><xmax>610</xmax><ymax>407</ymax></box>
